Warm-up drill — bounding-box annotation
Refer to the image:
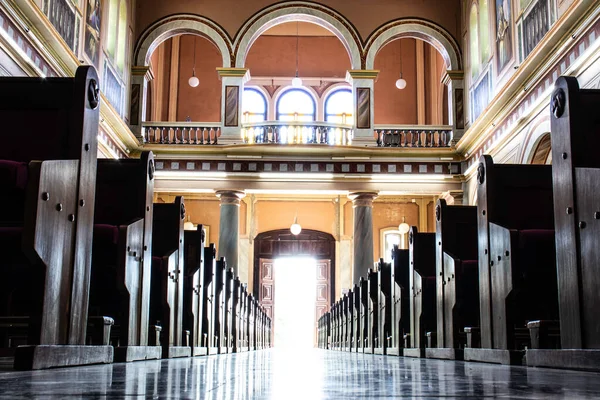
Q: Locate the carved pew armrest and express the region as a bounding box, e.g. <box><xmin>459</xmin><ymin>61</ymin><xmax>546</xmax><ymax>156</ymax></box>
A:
<box><xmin>87</xmin><ymin>316</ymin><xmax>114</xmax><ymax>346</ymax></box>
<box><xmin>150</xmin><ymin>325</ymin><xmax>162</xmax><ymax>346</ymax></box>
<box><xmin>426</xmin><ymin>332</ymin><xmax>436</xmax><ymax>348</ymax></box>
<box><xmin>463</xmin><ymin>327</ymin><xmax>480</xmax><ymax>348</ymax></box>
<box><xmin>527</xmin><ymin>320</ymin><xmax>560</xmax><ymax>349</ymax></box>
<box><xmin>403</xmin><ymin>333</ymin><xmax>411</xmax><ymax>348</ymax></box>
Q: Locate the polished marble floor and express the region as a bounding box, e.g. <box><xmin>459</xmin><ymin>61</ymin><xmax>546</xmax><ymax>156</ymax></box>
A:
<box><xmin>1</xmin><ymin>349</ymin><xmax>600</xmax><ymax>399</ymax></box>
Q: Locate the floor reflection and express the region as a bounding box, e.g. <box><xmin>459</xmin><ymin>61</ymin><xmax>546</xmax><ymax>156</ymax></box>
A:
<box><xmin>1</xmin><ymin>349</ymin><xmax>600</xmax><ymax>399</ymax></box>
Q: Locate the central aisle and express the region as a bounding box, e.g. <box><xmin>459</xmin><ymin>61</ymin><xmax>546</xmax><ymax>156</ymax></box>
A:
<box><xmin>1</xmin><ymin>349</ymin><xmax>600</xmax><ymax>398</ymax></box>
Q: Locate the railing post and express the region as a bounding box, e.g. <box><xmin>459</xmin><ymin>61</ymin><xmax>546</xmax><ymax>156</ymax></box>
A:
<box><xmin>217</xmin><ymin>68</ymin><xmax>250</xmax><ymax>145</ymax></box>
<box><xmin>442</xmin><ymin>70</ymin><xmax>465</xmax><ymax>145</ymax></box>
<box><xmin>347</xmin><ymin>70</ymin><xmax>379</xmax><ymax>147</ymax></box>
<box><xmin>129</xmin><ymin>66</ymin><xmax>154</xmax><ymax>143</ymax></box>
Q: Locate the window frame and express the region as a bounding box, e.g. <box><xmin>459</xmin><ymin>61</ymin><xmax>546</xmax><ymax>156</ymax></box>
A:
<box><xmin>324</xmin><ymin>88</ymin><xmax>353</xmax><ymax>125</ymax></box>
<box><xmin>242</xmin><ymin>87</ymin><xmax>268</xmax><ymax>123</ymax></box>
<box><xmin>275</xmin><ymin>87</ymin><xmax>317</xmax><ymax>122</ymax></box>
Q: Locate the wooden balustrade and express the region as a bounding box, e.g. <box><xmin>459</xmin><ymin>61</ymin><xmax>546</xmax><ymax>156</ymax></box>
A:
<box><xmin>375</xmin><ymin>126</ymin><xmax>452</xmax><ymax>148</ymax></box>
<box><xmin>142</xmin><ymin>122</ymin><xmax>221</xmax><ymax>145</ymax></box>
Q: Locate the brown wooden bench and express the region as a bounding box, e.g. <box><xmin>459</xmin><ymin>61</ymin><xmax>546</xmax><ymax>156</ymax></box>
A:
<box><xmin>389</xmin><ymin>246</ymin><xmax>410</xmax><ymax>356</ymax></box>
<box><xmin>464</xmin><ymin>155</ymin><xmax>558</xmax><ymax>365</ymax></box>
<box><xmin>89</xmin><ymin>151</ymin><xmax>159</xmax><ymax>362</ymax></box>
<box><xmin>150</xmin><ymin>196</ymin><xmax>190</xmax><ymax>358</ymax></box>
<box><xmin>183</xmin><ymin>225</ymin><xmax>207</xmax><ymax>357</ymax></box>
<box><xmin>367</xmin><ymin>268</ymin><xmax>379</xmax><ymax>354</ymax></box>
<box><xmin>375</xmin><ymin>260</ymin><xmax>392</xmax><ymax>355</ymax></box>
<box><xmin>526</xmin><ymin>76</ymin><xmax>600</xmax><ymax>371</ymax></box>
<box><xmin>404</xmin><ymin>227</ymin><xmax>436</xmax><ymax>358</ymax></box>
<box><xmin>0</xmin><ymin>66</ymin><xmax>113</xmax><ymax>370</ymax></box>
<box><xmin>359</xmin><ymin>277</ymin><xmax>369</xmax><ymax>353</ymax></box>
<box><xmin>426</xmin><ymin>199</ymin><xmax>478</xmax><ymax>361</ymax></box>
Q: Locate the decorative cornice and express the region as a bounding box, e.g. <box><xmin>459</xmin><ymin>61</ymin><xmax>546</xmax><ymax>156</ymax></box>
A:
<box><xmin>441</xmin><ymin>70</ymin><xmax>464</xmax><ymax>85</ymax></box>
<box><xmin>216</xmin><ymin>67</ymin><xmax>250</xmax><ymax>81</ymax></box>
<box><xmin>131</xmin><ymin>65</ymin><xmax>154</xmax><ymax>81</ymax></box>
<box><xmin>346</xmin><ymin>70</ymin><xmax>380</xmax><ymax>81</ymax></box>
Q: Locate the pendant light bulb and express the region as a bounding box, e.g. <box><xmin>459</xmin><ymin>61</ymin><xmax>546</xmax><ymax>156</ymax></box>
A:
<box><xmin>395</xmin><ymin>76</ymin><xmax>407</xmax><ymax>90</ymax></box>
<box><xmin>189</xmin><ymin>35</ymin><xmax>199</xmax><ymax>88</ymax></box>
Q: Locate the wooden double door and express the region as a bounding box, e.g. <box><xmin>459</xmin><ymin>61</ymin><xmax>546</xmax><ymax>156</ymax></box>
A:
<box><xmin>253</xmin><ymin>230</ymin><xmax>335</xmax><ymax>345</ymax></box>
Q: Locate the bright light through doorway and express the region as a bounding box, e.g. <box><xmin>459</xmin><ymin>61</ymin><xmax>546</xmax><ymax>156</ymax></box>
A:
<box><xmin>273</xmin><ymin>257</ymin><xmax>317</xmax><ymax>348</ymax></box>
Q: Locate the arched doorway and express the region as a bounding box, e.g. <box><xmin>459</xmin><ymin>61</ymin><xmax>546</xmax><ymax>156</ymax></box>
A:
<box><xmin>253</xmin><ymin>229</ymin><xmax>335</xmax><ymax>346</ymax></box>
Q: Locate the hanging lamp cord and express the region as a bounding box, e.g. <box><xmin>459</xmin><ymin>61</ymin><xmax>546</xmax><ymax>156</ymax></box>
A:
<box><xmin>296</xmin><ymin>22</ymin><xmax>299</xmax><ymax>77</ymax></box>
<box><xmin>399</xmin><ymin>38</ymin><xmax>403</xmax><ymax>78</ymax></box>
<box><xmin>193</xmin><ymin>36</ymin><xmax>197</xmax><ymax>77</ymax></box>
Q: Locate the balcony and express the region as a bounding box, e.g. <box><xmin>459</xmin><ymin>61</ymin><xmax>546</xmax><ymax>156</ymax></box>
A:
<box><xmin>241</xmin><ymin>121</ymin><xmax>353</xmax><ymax>145</ymax></box>
<box><xmin>375</xmin><ymin>125</ymin><xmax>452</xmax><ymax>148</ymax></box>
<box><xmin>141</xmin><ymin>121</ymin><xmax>453</xmax><ymax>149</ymax></box>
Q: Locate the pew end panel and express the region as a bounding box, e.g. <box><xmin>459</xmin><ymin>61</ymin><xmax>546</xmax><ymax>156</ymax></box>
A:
<box><xmin>183</xmin><ymin>226</ymin><xmax>206</xmax><ymax>356</ymax></box>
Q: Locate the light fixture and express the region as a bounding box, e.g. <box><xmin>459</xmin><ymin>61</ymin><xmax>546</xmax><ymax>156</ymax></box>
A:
<box><xmin>188</xmin><ymin>36</ymin><xmax>200</xmax><ymax>88</ymax></box>
<box><xmin>395</xmin><ymin>39</ymin><xmax>407</xmax><ymax>90</ymax></box>
<box><xmin>290</xmin><ymin>212</ymin><xmax>302</xmax><ymax>235</ymax></box>
<box><xmin>292</xmin><ymin>21</ymin><xmax>303</xmax><ymax>87</ymax></box>
<box><xmin>398</xmin><ymin>216</ymin><xmax>410</xmax><ymax>234</ymax></box>
<box><xmin>184</xmin><ymin>215</ymin><xmax>196</xmax><ymax>231</ymax></box>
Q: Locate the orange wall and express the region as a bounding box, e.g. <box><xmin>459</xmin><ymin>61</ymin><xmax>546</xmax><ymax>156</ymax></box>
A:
<box><xmin>246</xmin><ymin>36</ymin><xmax>350</xmax><ymax>78</ymax></box>
<box><xmin>254</xmin><ymin>200</ymin><xmax>337</xmax><ymax>236</ymax></box>
<box><xmin>135</xmin><ymin>0</ymin><xmax>462</xmax><ymax>49</ymax></box>
<box><xmin>372</xmin><ymin>202</ymin><xmax>419</xmax><ymax>259</ymax></box>
<box><xmin>177</xmin><ymin>35</ymin><xmax>222</xmax><ymax>122</ymax></box>
<box><xmin>184</xmin><ymin>199</ymin><xmax>222</xmax><ymax>246</ymax></box>
<box><xmin>374</xmin><ymin>39</ymin><xmax>418</xmax><ymax>124</ymax></box>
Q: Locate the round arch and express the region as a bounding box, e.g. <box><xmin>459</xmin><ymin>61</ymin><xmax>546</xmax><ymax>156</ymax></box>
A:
<box><xmin>273</xmin><ymin>85</ymin><xmax>320</xmax><ymax>120</ymax></box>
<box><xmin>234</xmin><ymin>2</ymin><xmax>362</xmax><ymax>69</ymax></box>
<box><xmin>364</xmin><ymin>19</ymin><xmax>462</xmax><ymax>71</ymax></box>
<box><xmin>519</xmin><ymin>115</ymin><xmax>551</xmax><ymax>164</ymax></box>
<box><xmin>134</xmin><ymin>14</ymin><xmax>233</xmax><ymax>67</ymax></box>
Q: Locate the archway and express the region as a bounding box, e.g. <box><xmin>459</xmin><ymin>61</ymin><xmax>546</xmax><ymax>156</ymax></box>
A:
<box><xmin>364</xmin><ymin>19</ymin><xmax>462</xmax><ymax>71</ymax></box>
<box><xmin>253</xmin><ymin>229</ymin><xmax>336</xmax><ymax>346</ymax></box>
<box><xmin>234</xmin><ymin>3</ymin><xmax>362</xmax><ymax>69</ymax></box>
<box><xmin>134</xmin><ymin>15</ymin><xmax>232</xmax><ymax>68</ymax></box>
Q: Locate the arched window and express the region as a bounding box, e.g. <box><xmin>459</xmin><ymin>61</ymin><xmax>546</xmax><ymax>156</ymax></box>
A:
<box><xmin>242</xmin><ymin>88</ymin><xmax>268</xmax><ymax>122</ymax></box>
<box><xmin>276</xmin><ymin>88</ymin><xmax>316</xmax><ymax>122</ymax></box>
<box><xmin>324</xmin><ymin>88</ymin><xmax>353</xmax><ymax>125</ymax></box>
<box><xmin>530</xmin><ymin>133</ymin><xmax>552</xmax><ymax>165</ymax></box>
<box><xmin>105</xmin><ymin>0</ymin><xmax>128</xmax><ymax>74</ymax></box>
<box><xmin>469</xmin><ymin>3</ymin><xmax>480</xmax><ymax>80</ymax></box>
<box><xmin>479</xmin><ymin>0</ymin><xmax>490</xmax><ymax>65</ymax></box>
<box><xmin>380</xmin><ymin>228</ymin><xmax>402</xmax><ymax>263</ymax></box>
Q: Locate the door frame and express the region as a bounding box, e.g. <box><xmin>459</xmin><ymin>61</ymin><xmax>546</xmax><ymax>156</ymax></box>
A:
<box><xmin>253</xmin><ymin>229</ymin><xmax>336</xmax><ymax>306</ymax></box>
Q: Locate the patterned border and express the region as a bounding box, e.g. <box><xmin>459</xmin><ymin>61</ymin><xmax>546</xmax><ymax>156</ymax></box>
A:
<box><xmin>0</xmin><ymin>8</ymin><xmax>58</xmax><ymax>77</ymax></box>
<box><xmin>154</xmin><ymin>159</ymin><xmax>461</xmax><ymax>175</ymax></box>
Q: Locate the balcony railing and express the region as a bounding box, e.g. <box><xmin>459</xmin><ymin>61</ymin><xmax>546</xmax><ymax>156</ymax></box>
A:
<box><xmin>241</xmin><ymin>121</ymin><xmax>353</xmax><ymax>145</ymax></box>
<box><xmin>375</xmin><ymin>125</ymin><xmax>453</xmax><ymax>148</ymax></box>
<box><xmin>142</xmin><ymin>122</ymin><xmax>221</xmax><ymax>144</ymax></box>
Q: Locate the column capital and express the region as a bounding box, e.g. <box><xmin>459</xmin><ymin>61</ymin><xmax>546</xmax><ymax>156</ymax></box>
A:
<box><xmin>216</xmin><ymin>190</ymin><xmax>246</xmax><ymax>206</ymax></box>
<box><xmin>441</xmin><ymin>70</ymin><xmax>464</xmax><ymax>85</ymax></box>
<box><xmin>346</xmin><ymin>70</ymin><xmax>380</xmax><ymax>83</ymax></box>
<box><xmin>216</xmin><ymin>68</ymin><xmax>251</xmax><ymax>82</ymax></box>
<box><xmin>132</xmin><ymin>66</ymin><xmax>154</xmax><ymax>81</ymax></box>
<box><xmin>348</xmin><ymin>191</ymin><xmax>378</xmax><ymax>207</ymax></box>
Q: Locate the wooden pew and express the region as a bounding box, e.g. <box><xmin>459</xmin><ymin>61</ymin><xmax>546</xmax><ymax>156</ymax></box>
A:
<box><xmin>331</xmin><ymin>301</ymin><xmax>338</xmax><ymax>350</ymax></box>
<box><xmin>222</xmin><ymin>267</ymin><xmax>234</xmax><ymax>353</ymax></box>
<box><xmin>231</xmin><ymin>277</ymin><xmax>241</xmax><ymax>353</ymax></box>
<box><xmin>150</xmin><ymin>196</ymin><xmax>190</xmax><ymax>358</ymax></box>
<box><xmin>367</xmin><ymin>268</ymin><xmax>379</xmax><ymax>354</ymax></box>
<box><xmin>342</xmin><ymin>294</ymin><xmax>349</xmax><ymax>351</ymax></box>
<box><xmin>346</xmin><ymin>290</ymin><xmax>354</xmax><ymax>352</ymax></box>
<box><xmin>0</xmin><ymin>66</ymin><xmax>113</xmax><ymax>370</ymax></box>
<box><xmin>201</xmin><ymin>244</ymin><xmax>216</xmax><ymax>354</ymax></box>
<box><xmin>426</xmin><ymin>199</ymin><xmax>479</xmax><ymax>361</ymax></box>
<box><xmin>526</xmin><ymin>77</ymin><xmax>600</xmax><ymax>371</ymax></box>
<box><xmin>88</xmin><ymin>151</ymin><xmax>160</xmax><ymax>362</ymax></box>
<box><xmin>464</xmin><ymin>155</ymin><xmax>558</xmax><ymax>365</ymax></box>
<box><xmin>351</xmin><ymin>284</ymin><xmax>361</xmax><ymax>352</ymax></box>
<box><xmin>388</xmin><ymin>246</ymin><xmax>410</xmax><ymax>356</ymax></box>
<box><xmin>183</xmin><ymin>225</ymin><xmax>207</xmax><ymax>357</ymax></box>
<box><xmin>248</xmin><ymin>295</ymin><xmax>255</xmax><ymax>351</ymax></box>
<box><xmin>374</xmin><ymin>259</ymin><xmax>392</xmax><ymax>355</ymax></box>
<box><xmin>404</xmin><ymin>227</ymin><xmax>436</xmax><ymax>358</ymax></box>
<box><xmin>239</xmin><ymin>285</ymin><xmax>249</xmax><ymax>351</ymax></box>
<box><xmin>359</xmin><ymin>277</ymin><xmax>369</xmax><ymax>353</ymax></box>
<box><xmin>213</xmin><ymin>257</ymin><xmax>226</xmax><ymax>354</ymax></box>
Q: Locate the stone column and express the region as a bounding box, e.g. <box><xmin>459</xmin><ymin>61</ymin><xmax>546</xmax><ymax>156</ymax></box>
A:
<box><xmin>216</xmin><ymin>190</ymin><xmax>246</xmax><ymax>276</ymax></box>
<box><xmin>442</xmin><ymin>70</ymin><xmax>465</xmax><ymax>145</ymax></box>
<box><xmin>348</xmin><ymin>192</ymin><xmax>378</xmax><ymax>285</ymax></box>
<box><xmin>216</xmin><ymin>68</ymin><xmax>251</xmax><ymax>145</ymax></box>
<box><xmin>346</xmin><ymin>70</ymin><xmax>379</xmax><ymax>147</ymax></box>
<box><xmin>129</xmin><ymin>66</ymin><xmax>154</xmax><ymax>142</ymax></box>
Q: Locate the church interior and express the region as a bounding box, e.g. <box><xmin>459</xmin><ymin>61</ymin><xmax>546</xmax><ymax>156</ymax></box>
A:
<box><xmin>1</xmin><ymin>0</ymin><xmax>600</xmax><ymax>398</ymax></box>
